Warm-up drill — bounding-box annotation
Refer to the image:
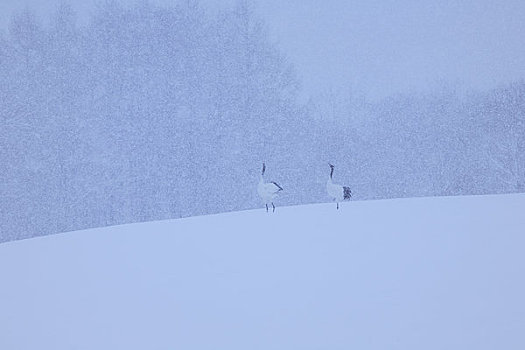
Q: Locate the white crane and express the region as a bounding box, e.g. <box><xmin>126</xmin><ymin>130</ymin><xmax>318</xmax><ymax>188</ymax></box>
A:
<box><xmin>327</xmin><ymin>163</ymin><xmax>352</xmax><ymax>209</ymax></box>
<box><xmin>257</xmin><ymin>162</ymin><xmax>283</xmax><ymax>212</ymax></box>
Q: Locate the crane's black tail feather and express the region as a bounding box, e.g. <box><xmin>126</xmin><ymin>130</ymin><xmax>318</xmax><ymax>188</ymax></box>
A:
<box><xmin>272</xmin><ymin>182</ymin><xmax>284</xmax><ymax>191</ymax></box>
<box><xmin>343</xmin><ymin>186</ymin><xmax>352</xmax><ymax>200</ymax></box>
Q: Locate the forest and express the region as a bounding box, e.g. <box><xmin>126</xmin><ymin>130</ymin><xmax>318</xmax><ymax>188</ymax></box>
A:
<box><xmin>1</xmin><ymin>1</ymin><xmax>524</xmax><ymax>242</ymax></box>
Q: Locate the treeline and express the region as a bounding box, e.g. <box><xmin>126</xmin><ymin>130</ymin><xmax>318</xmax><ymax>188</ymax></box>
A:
<box><xmin>311</xmin><ymin>83</ymin><xmax>525</xmax><ymax>200</ymax></box>
<box><xmin>1</xmin><ymin>1</ymin><xmax>524</xmax><ymax>242</ymax></box>
<box><xmin>0</xmin><ymin>0</ymin><xmax>311</xmax><ymax>241</ymax></box>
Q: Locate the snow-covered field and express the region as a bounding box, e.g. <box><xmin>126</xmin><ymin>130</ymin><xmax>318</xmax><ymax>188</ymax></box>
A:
<box><xmin>1</xmin><ymin>194</ymin><xmax>524</xmax><ymax>349</ymax></box>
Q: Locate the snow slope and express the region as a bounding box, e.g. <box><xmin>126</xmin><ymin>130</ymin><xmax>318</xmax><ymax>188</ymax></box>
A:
<box><xmin>1</xmin><ymin>194</ymin><xmax>524</xmax><ymax>350</ymax></box>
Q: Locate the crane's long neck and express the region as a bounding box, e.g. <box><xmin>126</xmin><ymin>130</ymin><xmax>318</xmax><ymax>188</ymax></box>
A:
<box><xmin>329</xmin><ymin>167</ymin><xmax>334</xmax><ymax>182</ymax></box>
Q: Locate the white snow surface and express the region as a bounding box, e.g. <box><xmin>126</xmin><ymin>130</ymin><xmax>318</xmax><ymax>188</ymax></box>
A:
<box><xmin>1</xmin><ymin>194</ymin><xmax>525</xmax><ymax>349</ymax></box>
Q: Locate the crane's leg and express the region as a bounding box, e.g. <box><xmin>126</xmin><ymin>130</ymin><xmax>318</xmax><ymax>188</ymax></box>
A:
<box><xmin>337</xmin><ymin>202</ymin><xmax>339</xmax><ymax>210</ymax></box>
<box><xmin>272</xmin><ymin>202</ymin><xmax>275</xmax><ymax>212</ymax></box>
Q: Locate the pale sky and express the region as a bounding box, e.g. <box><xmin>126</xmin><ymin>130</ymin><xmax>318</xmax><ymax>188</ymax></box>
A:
<box><xmin>2</xmin><ymin>0</ymin><xmax>525</xmax><ymax>100</ymax></box>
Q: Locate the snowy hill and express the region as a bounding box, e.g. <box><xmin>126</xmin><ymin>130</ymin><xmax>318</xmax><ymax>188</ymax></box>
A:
<box><xmin>1</xmin><ymin>194</ymin><xmax>525</xmax><ymax>350</ymax></box>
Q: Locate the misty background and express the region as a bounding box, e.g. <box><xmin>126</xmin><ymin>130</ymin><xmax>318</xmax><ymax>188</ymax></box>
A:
<box><xmin>1</xmin><ymin>0</ymin><xmax>524</xmax><ymax>242</ymax></box>
<box><xmin>3</xmin><ymin>0</ymin><xmax>525</xmax><ymax>100</ymax></box>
